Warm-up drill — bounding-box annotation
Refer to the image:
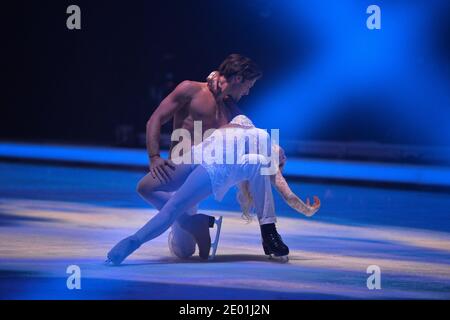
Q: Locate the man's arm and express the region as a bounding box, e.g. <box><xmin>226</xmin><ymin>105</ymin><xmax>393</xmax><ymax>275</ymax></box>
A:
<box><xmin>146</xmin><ymin>80</ymin><xmax>195</xmax><ymax>181</ymax></box>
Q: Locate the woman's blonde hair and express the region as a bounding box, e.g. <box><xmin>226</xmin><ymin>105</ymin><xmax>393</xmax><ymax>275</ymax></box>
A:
<box><xmin>237</xmin><ymin>181</ymin><xmax>254</xmax><ymax>222</ymax></box>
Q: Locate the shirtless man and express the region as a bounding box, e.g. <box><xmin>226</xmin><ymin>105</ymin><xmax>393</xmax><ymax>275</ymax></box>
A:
<box><xmin>136</xmin><ymin>54</ymin><xmax>289</xmax><ymax>260</ymax></box>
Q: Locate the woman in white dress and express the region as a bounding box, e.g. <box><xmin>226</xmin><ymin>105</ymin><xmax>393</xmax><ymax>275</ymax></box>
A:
<box><xmin>106</xmin><ymin>114</ymin><xmax>320</xmax><ymax>265</ymax></box>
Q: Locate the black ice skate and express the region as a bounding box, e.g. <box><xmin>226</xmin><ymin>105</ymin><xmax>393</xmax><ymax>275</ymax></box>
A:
<box><xmin>260</xmin><ymin>223</ymin><xmax>289</xmax><ymax>263</ymax></box>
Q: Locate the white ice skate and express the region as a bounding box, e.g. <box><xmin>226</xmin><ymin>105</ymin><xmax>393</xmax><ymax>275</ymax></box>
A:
<box><xmin>208</xmin><ymin>216</ymin><xmax>223</xmax><ymax>261</ymax></box>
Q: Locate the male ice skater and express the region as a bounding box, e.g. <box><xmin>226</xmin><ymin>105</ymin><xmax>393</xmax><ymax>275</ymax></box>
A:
<box><xmin>136</xmin><ymin>54</ymin><xmax>290</xmax><ymax>260</ymax></box>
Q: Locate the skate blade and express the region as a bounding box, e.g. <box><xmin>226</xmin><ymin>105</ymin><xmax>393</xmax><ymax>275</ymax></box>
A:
<box><xmin>104</xmin><ymin>258</ymin><xmax>113</xmax><ymax>266</ymax></box>
<box><xmin>208</xmin><ymin>216</ymin><xmax>223</xmax><ymax>261</ymax></box>
<box><xmin>268</xmin><ymin>254</ymin><xmax>289</xmax><ymax>263</ymax></box>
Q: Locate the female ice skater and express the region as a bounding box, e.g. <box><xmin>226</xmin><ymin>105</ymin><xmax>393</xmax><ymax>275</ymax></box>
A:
<box><xmin>106</xmin><ymin>114</ymin><xmax>320</xmax><ymax>265</ymax></box>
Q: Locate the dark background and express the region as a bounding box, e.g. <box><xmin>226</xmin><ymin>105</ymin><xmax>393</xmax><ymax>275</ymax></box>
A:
<box><xmin>3</xmin><ymin>0</ymin><xmax>450</xmax><ymax>153</ymax></box>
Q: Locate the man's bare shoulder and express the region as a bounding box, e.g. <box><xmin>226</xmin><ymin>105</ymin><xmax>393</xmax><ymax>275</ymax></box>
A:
<box><xmin>176</xmin><ymin>80</ymin><xmax>206</xmax><ymax>97</ymax></box>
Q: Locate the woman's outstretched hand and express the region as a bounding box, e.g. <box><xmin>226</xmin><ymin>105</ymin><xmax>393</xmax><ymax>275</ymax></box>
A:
<box><xmin>304</xmin><ymin>196</ymin><xmax>321</xmax><ymax>217</ymax></box>
<box><xmin>274</xmin><ymin>170</ymin><xmax>322</xmax><ymax>218</ymax></box>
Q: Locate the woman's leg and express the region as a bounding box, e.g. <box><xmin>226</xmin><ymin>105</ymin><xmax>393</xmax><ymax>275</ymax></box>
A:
<box><xmin>107</xmin><ymin>165</ymin><xmax>213</xmax><ymax>264</ymax></box>
<box><xmin>133</xmin><ymin>165</ymin><xmax>213</xmax><ymax>243</ymax></box>
<box><xmin>136</xmin><ymin>164</ymin><xmax>198</xmax><ymax>258</ymax></box>
<box><xmin>241</xmin><ymin>154</ymin><xmax>288</xmax><ymax>259</ymax></box>
<box><xmin>247</xmin><ymin>173</ymin><xmax>276</xmax><ymax>225</ymax></box>
<box><xmin>136</xmin><ymin>164</ymin><xmax>201</xmax><ymax>227</ymax></box>
<box><xmin>238</xmin><ymin>154</ymin><xmax>277</xmax><ymax>225</ymax></box>
<box><xmin>136</xmin><ymin>164</ymin><xmax>194</xmax><ymax>198</ymax></box>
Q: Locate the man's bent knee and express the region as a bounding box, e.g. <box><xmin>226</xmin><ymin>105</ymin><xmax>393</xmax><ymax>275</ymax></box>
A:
<box><xmin>136</xmin><ymin>177</ymin><xmax>155</xmax><ymax>198</ymax></box>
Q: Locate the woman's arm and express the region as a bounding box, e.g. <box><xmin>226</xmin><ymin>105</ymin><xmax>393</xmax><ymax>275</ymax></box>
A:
<box><xmin>273</xmin><ymin>171</ymin><xmax>320</xmax><ymax>217</ymax></box>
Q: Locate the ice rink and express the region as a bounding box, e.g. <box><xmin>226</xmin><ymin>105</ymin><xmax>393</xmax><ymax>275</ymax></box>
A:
<box><xmin>1</xmin><ymin>161</ymin><xmax>450</xmax><ymax>299</ymax></box>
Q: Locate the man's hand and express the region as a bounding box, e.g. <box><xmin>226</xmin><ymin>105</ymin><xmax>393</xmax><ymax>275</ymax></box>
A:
<box><xmin>149</xmin><ymin>156</ymin><xmax>176</xmax><ymax>183</ymax></box>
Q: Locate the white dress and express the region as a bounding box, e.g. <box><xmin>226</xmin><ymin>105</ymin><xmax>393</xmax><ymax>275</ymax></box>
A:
<box><xmin>191</xmin><ymin>115</ymin><xmax>273</xmax><ymax>201</ymax></box>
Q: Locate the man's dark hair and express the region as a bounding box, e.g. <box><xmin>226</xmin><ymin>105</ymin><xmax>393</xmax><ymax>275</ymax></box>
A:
<box><xmin>218</xmin><ymin>54</ymin><xmax>262</xmax><ymax>81</ymax></box>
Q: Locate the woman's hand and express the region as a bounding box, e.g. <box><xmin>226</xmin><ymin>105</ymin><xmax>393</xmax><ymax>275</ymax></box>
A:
<box><xmin>207</xmin><ymin>71</ymin><xmax>222</xmax><ymax>98</ymax></box>
<box><xmin>303</xmin><ymin>196</ymin><xmax>321</xmax><ymax>217</ymax></box>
